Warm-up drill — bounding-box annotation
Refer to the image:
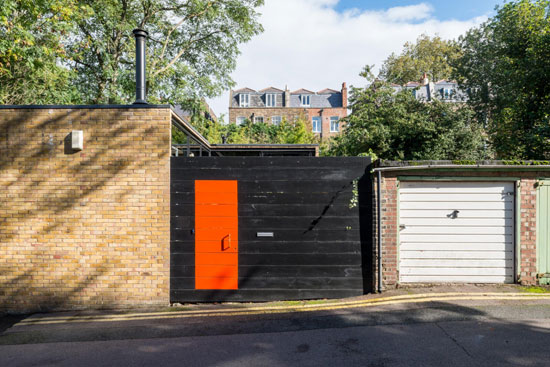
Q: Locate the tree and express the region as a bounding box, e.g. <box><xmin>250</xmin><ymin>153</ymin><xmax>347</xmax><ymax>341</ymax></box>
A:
<box><xmin>68</xmin><ymin>0</ymin><xmax>264</xmax><ymax>104</ymax></box>
<box><xmin>328</xmin><ymin>67</ymin><xmax>488</xmax><ymax>160</ymax></box>
<box><xmin>454</xmin><ymin>0</ymin><xmax>550</xmax><ymax>159</ymax></box>
<box><xmin>172</xmin><ymin>115</ymin><xmax>318</xmax><ymax>145</ymax></box>
<box><xmin>0</xmin><ymin>0</ymin><xmax>80</xmax><ymax>104</ymax></box>
<box><xmin>379</xmin><ymin>34</ymin><xmax>461</xmax><ymax>85</ymax></box>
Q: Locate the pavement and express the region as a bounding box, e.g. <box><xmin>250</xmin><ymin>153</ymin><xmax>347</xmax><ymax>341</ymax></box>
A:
<box><xmin>1</xmin><ymin>284</ymin><xmax>550</xmax><ymax>366</ymax></box>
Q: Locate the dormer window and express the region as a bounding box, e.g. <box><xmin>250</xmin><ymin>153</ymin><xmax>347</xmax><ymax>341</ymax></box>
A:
<box><xmin>300</xmin><ymin>95</ymin><xmax>311</xmax><ymax>107</ymax></box>
<box><xmin>443</xmin><ymin>88</ymin><xmax>453</xmax><ymax>99</ymax></box>
<box><xmin>266</xmin><ymin>93</ymin><xmax>276</xmax><ymax>107</ymax></box>
<box><xmin>239</xmin><ymin>93</ymin><xmax>249</xmax><ymax>107</ymax></box>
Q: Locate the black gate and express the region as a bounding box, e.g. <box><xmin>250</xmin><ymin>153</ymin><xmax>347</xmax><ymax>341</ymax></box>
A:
<box><xmin>170</xmin><ymin>156</ymin><xmax>372</xmax><ymax>302</ymax></box>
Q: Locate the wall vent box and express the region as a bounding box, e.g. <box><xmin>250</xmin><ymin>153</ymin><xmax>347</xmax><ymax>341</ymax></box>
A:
<box><xmin>72</xmin><ymin>130</ymin><xmax>83</xmax><ymax>151</ymax></box>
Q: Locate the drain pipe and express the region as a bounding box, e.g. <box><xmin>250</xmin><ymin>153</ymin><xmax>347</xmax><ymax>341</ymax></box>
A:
<box><xmin>377</xmin><ymin>169</ymin><xmax>382</xmax><ymax>293</ymax></box>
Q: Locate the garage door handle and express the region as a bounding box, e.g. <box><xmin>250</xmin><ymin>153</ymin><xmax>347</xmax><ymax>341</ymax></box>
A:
<box><xmin>399</xmin><ymin>224</ymin><xmax>406</xmax><ymax>230</ymax></box>
<box><xmin>222</xmin><ymin>234</ymin><xmax>231</xmax><ymax>251</ymax></box>
<box><xmin>447</xmin><ymin>210</ymin><xmax>460</xmax><ymax>218</ymax></box>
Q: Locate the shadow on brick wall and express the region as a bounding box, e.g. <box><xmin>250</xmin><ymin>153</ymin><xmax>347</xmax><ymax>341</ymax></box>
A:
<box><xmin>0</xmin><ymin>108</ymin><xmax>170</xmax><ymax>313</ymax></box>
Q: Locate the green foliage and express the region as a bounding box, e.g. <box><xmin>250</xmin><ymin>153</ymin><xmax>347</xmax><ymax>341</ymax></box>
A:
<box><xmin>328</xmin><ymin>67</ymin><xmax>489</xmax><ymax>160</ymax></box>
<box><xmin>68</xmin><ymin>0</ymin><xmax>264</xmax><ymax>104</ymax></box>
<box><xmin>0</xmin><ymin>0</ymin><xmax>263</xmax><ymax>106</ymax></box>
<box><xmin>172</xmin><ymin>114</ymin><xmax>318</xmax><ymax>145</ymax></box>
<box><xmin>454</xmin><ymin>0</ymin><xmax>550</xmax><ymax>159</ymax></box>
<box><xmin>379</xmin><ymin>34</ymin><xmax>461</xmax><ymax>85</ymax></box>
<box><xmin>0</xmin><ymin>0</ymin><xmax>80</xmax><ymax>104</ymax></box>
<box><xmin>222</xmin><ymin>117</ymin><xmax>318</xmax><ymax>144</ymax></box>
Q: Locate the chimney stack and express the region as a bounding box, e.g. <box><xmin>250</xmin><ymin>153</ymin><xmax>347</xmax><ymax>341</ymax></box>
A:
<box><xmin>341</xmin><ymin>82</ymin><xmax>348</xmax><ymax>109</ymax></box>
<box><xmin>133</xmin><ymin>28</ymin><xmax>148</xmax><ymax>104</ymax></box>
<box><xmin>284</xmin><ymin>85</ymin><xmax>290</xmax><ymax>107</ymax></box>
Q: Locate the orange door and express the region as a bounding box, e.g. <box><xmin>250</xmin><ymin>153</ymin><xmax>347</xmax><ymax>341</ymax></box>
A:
<box><xmin>195</xmin><ymin>180</ymin><xmax>238</xmax><ymax>289</ymax></box>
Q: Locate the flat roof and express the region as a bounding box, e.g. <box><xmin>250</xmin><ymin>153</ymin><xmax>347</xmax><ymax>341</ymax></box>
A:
<box><xmin>374</xmin><ymin>159</ymin><xmax>550</xmax><ymax>172</ymax></box>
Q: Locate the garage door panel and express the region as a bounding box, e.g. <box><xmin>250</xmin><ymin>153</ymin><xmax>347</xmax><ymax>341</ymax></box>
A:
<box><xmin>402</xmin><ymin>234</ymin><xmax>513</xmax><ymax>243</ymax></box>
<box><xmin>401</xmin><ymin>226</ymin><xmax>512</xmax><ymax>235</ymax></box>
<box><xmin>400</xmin><ymin>267</ymin><xmax>512</xmax><ymax>276</ymax></box>
<box><xmin>400</xmin><ymin>250</ymin><xmax>513</xmax><ymax>260</ymax></box>
<box><xmin>400</xmin><ymin>182</ymin><xmax>513</xmax><ymax>193</ymax></box>
<box><xmin>400</xmin><ymin>201</ymin><xmax>513</xmax><ymax>210</ymax></box>
<box><xmin>401</xmin><ymin>218</ymin><xmax>509</xmax><ymax>226</ymax></box>
<box><xmin>400</xmin><ymin>259</ymin><xmax>514</xmax><ymax>268</ymax></box>
<box><xmin>399</xmin><ymin>181</ymin><xmax>515</xmax><ymax>284</ymax></box>
<box><xmin>401</xmin><ymin>276</ymin><xmax>513</xmax><ymax>283</ymax></box>
<box><xmin>400</xmin><ymin>193</ymin><xmax>514</xmax><ymax>202</ymax></box>
<box><xmin>399</xmin><ymin>242</ymin><xmax>512</xmax><ymax>251</ymax></box>
<box><xmin>400</xmin><ymin>209</ymin><xmax>513</xmax><ymax>218</ymax></box>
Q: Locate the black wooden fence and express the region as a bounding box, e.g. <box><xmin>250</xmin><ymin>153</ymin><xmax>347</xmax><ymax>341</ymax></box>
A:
<box><xmin>170</xmin><ymin>156</ymin><xmax>373</xmax><ymax>302</ymax></box>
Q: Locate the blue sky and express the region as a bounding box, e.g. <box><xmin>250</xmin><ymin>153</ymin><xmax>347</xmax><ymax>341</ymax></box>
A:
<box><xmin>335</xmin><ymin>0</ymin><xmax>505</xmax><ymax>21</ymax></box>
<box><xmin>209</xmin><ymin>0</ymin><xmax>503</xmax><ymax>120</ymax></box>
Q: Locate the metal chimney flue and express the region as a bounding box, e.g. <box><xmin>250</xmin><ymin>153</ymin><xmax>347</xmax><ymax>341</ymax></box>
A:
<box><xmin>133</xmin><ymin>28</ymin><xmax>148</xmax><ymax>104</ymax></box>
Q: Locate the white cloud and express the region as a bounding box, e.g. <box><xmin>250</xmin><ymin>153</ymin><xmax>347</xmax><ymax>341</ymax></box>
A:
<box><xmin>208</xmin><ymin>0</ymin><xmax>488</xmax><ymax>122</ymax></box>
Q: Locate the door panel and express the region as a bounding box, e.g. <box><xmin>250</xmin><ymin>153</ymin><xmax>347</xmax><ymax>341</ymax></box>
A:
<box><xmin>399</xmin><ymin>181</ymin><xmax>515</xmax><ymax>284</ymax></box>
<box><xmin>195</xmin><ymin>180</ymin><xmax>238</xmax><ymax>290</ymax></box>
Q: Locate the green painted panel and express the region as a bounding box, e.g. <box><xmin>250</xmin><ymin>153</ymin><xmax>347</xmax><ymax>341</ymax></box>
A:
<box><xmin>537</xmin><ymin>183</ymin><xmax>550</xmax><ymax>274</ymax></box>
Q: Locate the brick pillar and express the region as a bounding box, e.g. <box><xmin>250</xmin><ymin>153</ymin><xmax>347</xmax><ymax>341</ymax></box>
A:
<box><xmin>520</xmin><ymin>179</ymin><xmax>537</xmax><ymax>284</ymax></box>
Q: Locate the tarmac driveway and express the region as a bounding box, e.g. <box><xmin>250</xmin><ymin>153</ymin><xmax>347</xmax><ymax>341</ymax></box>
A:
<box><xmin>1</xmin><ymin>285</ymin><xmax>550</xmax><ymax>366</ymax></box>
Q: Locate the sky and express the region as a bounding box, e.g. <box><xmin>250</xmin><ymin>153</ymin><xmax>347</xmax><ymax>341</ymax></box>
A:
<box><xmin>207</xmin><ymin>0</ymin><xmax>505</xmax><ymax>122</ymax></box>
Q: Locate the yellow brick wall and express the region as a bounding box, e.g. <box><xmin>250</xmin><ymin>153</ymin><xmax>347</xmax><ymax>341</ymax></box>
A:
<box><xmin>0</xmin><ymin>107</ymin><xmax>171</xmax><ymax>312</ymax></box>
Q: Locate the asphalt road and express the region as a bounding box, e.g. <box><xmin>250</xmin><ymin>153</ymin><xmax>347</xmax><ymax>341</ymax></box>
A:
<box><xmin>2</xmin><ymin>297</ymin><xmax>550</xmax><ymax>366</ymax></box>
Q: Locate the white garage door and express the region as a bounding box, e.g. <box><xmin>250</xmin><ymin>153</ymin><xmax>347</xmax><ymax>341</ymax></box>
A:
<box><xmin>399</xmin><ymin>181</ymin><xmax>515</xmax><ymax>283</ymax></box>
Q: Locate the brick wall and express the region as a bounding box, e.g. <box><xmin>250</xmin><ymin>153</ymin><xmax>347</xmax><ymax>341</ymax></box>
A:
<box><xmin>306</xmin><ymin>108</ymin><xmax>348</xmax><ymax>139</ymax></box>
<box><xmin>0</xmin><ymin>106</ymin><xmax>171</xmax><ymax>312</ymax></box>
<box><xmin>375</xmin><ymin>170</ymin><xmax>546</xmax><ymax>289</ymax></box>
<box><xmin>229</xmin><ymin>106</ymin><xmax>348</xmax><ymax>139</ymax></box>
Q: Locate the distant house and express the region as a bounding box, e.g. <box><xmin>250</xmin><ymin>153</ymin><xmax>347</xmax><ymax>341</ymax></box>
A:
<box><xmin>391</xmin><ymin>74</ymin><xmax>467</xmax><ymax>103</ymax></box>
<box><xmin>228</xmin><ymin>83</ymin><xmax>348</xmax><ymax>138</ymax></box>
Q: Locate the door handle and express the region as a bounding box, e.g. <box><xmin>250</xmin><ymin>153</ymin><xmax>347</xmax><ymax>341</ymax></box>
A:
<box><xmin>447</xmin><ymin>210</ymin><xmax>460</xmax><ymax>219</ymax></box>
<box><xmin>222</xmin><ymin>234</ymin><xmax>231</xmax><ymax>251</ymax></box>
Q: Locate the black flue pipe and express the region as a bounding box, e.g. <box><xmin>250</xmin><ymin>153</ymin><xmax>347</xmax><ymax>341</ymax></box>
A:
<box><xmin>133</xmin><ymin>28</ymin><xmax>148</xmax><ymax>104</ymax></box>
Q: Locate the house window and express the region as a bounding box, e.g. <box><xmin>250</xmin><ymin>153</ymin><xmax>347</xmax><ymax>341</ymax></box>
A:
<box><xmin>272</xmin><ymin>116</ymin><xmax>282</xmax><ymax>125</ymax></box>
<box><xmin>239</xmin><ymin>93</ymin><xmax>249</xmax><ymax>107</ymax></box>
<box><xmin>236</xmin><ymin>116</ymin><xmax>246</xmax><ymax>125</ymax></box>
<box><xmin>312</xmin><ymin>117</ymin><xmax>321</xmax><ymax>133</ymax></box>
<box><xmin>300</xmin><ymin>95</ymin><xmax>310</xmax><ymax>107</ymax></box>
<box><xmin>330</xmin><ymin>116</ymin><xmax>339</xmax><ymax>132</ymax></box>
<box><xmin>443</xmin><ymin>88</ymin><xmax>453</xmax><ymax>99</ymax></box>
<box><xmin>254</xmin><ymin>116</ymin><xmax>264</xmax><ymax>123</ymax></box>
<box><xmin>266</xmin><ymin>94</ymin><xmax>276</xmax><ymax>107</ymax></box>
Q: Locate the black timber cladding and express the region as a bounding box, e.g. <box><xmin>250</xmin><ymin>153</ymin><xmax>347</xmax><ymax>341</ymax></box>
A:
<box><xmin>170</xmin><ymin>156</ymin><xmax>373</xmax><ymax>302</ymax></box>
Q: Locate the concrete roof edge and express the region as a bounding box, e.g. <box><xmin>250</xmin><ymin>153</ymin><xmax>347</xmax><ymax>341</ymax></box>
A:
<box><xmin>0</xmin><ymin>104</ymin><xmax>171</xmax><ymax>109</ymax></box>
